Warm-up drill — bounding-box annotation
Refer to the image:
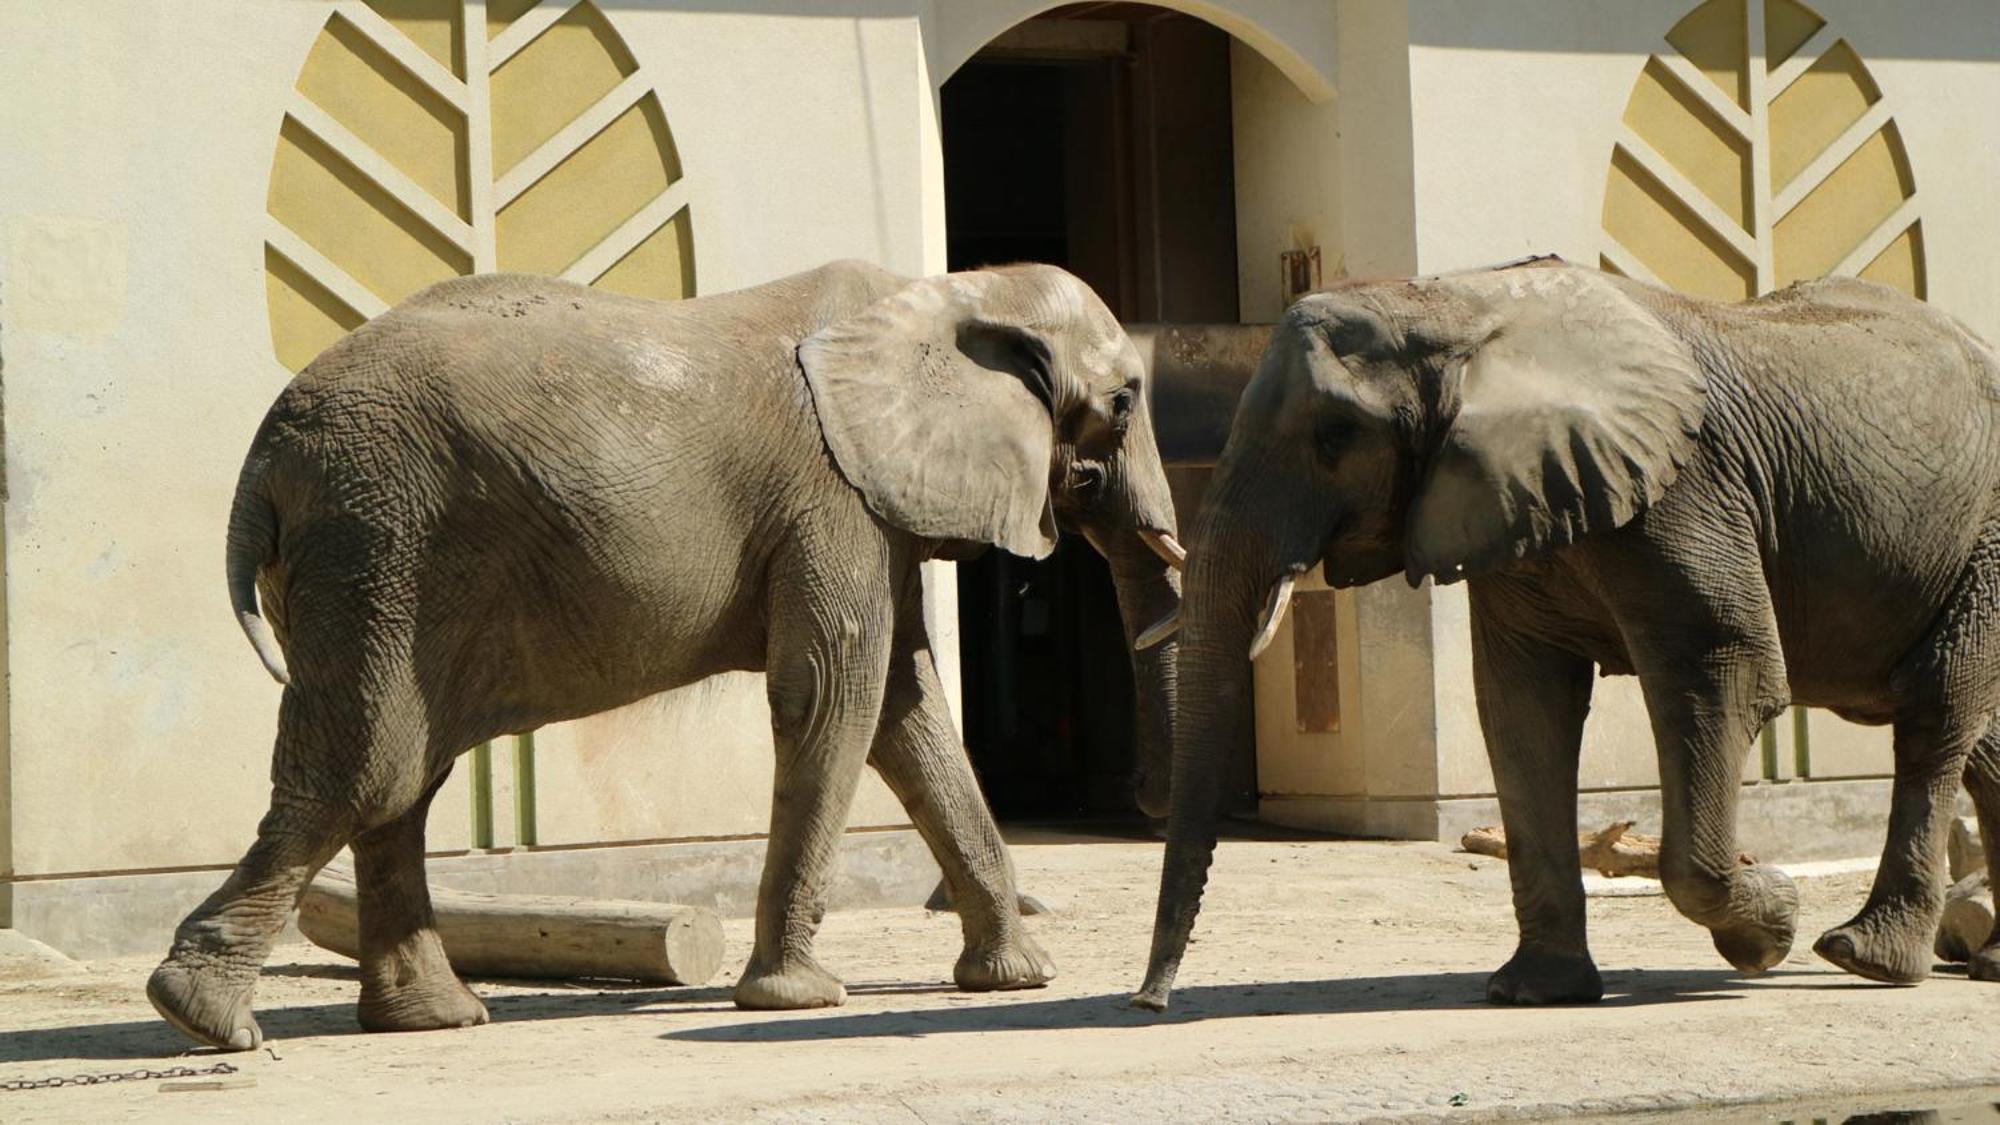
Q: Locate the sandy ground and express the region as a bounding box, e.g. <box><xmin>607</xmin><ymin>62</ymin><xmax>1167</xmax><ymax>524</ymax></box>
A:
<box><xmin>3</xmin><ymin>825</ymin><xmax>1998</xmax><ymax>1124</ymax></box>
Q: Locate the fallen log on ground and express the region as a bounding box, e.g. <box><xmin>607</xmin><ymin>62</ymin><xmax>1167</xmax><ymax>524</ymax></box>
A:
<box><xmin>1935</xmin><ymin>869</ymin><xmax>1993</xmax><ymax>964</ymax></box>
<box><xmin>299</xmin><ymin>862</ymin><xmax>723</xmax><ymax>985</ymax></box>
<box><xmin>1460</xmin><ymin>821</ymin><xmax>1755</xmax><ymax>880</ymax></box>
<box><xmin>1949</xmin><ymin>815</ymin><xmax>1984</xmax><ymax>882</ymax></box>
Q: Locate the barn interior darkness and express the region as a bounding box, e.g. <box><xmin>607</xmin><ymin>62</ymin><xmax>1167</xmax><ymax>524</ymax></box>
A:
<box><xmin>943</xmin><ymin>4</ymin><xmax>1241</xmax><ymax>819</ymax></box>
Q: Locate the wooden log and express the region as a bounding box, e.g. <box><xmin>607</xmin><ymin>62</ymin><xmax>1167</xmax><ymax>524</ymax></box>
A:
<box><xmin>1948</xmin><ymin>815</ymin><xmax>1984</xmax><ymax>883</ymax></box>
<box><xmin>298</xmin><ymin>862</ymin><xmax>724</xmax><ymax>986</ymax></box>
<box><xmin>1935</xmin><ymin>869</ymin><xmax>1993</xmax><ymax>964</ymax></box>
<box><xmin>1460</xmin><ymin>822</ymin><xmax>1756</xmax><ymax>880</ymax></box>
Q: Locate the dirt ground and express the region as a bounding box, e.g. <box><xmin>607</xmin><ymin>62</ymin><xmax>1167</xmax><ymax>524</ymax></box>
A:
<box><xmin>3</xmin><ymin>826</ymin><xmax>1998</xmax><ymax>1123</ymax></box>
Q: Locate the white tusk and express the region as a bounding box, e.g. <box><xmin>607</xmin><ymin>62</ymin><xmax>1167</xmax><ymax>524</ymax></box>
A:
<box><xmin>1135</xmin><ymin>609</ymin><xmax>1181</xmax><ymax>650</ymax></box>
<box><xmin>1246</xmin><ymin>573</ymin><xmax>1298</xmax><ymax>660</ymax></box>
<box><xmin>1138</xmin><ymin>528</ymin><xmax>1186</xmax><ymax>571</ymax></box>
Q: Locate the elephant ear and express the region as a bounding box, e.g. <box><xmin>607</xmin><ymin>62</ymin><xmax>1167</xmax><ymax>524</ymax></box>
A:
<box><xmin>799</xmin><ymin>272</ymin><xmax>1059</xmax><ymax>559</ymax></box>
<box><xmin>1404</xmin><ymin>267</ymin><xmax>1705</xmax><ymax>583</ymax></box>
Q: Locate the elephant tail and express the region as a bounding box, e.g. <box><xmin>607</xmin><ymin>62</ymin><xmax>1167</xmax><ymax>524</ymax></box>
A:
<box><xmin>226</xmin><ymin>455</ymin><xmax>289</xmax><ymax>685</ymax></box>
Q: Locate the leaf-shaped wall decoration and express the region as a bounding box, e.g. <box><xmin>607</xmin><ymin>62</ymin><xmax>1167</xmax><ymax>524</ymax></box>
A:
<box><xmin>265</xmin><ymin>0</ymin><xmax>695</xmax><ymax>373</ymax></box>
<box><xmin>1600</xmin><ymin>0</ymin><xmax>1922</xmax><ymax>303</ymax></box>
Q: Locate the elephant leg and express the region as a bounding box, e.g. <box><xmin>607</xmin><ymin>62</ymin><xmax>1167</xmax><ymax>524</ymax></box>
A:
<box><xmin>1469</xmin><ymin>599</ymin><xmax>1601</xmax><ymax>1004</ymax></box>
<box><xmin>147</xmin><ymin>688</ymin><xmax>362</xmax><ymax>1050</ymax></box>
<box><xmin>868</xmin><ymin>570</ymin><xmax>1053</xmax><ymax>993</ymax></box>
<box><xmin>351</xmin><ymin>772</ymin><xmax>489</xmax><ymax>1033</ymax></box>
<box><xmin>1813</xmin><ymin>710</ymin><xmax>1979</xmax><ymax>983</ymax></box>
<box><xmin>1637</xmin><ymin>655</ymin><xmax>1798</xmax><ymax>976</ymax></box>
<box><xmin>1816</xmin><ymin>539</ymin><xmax>2000</xmax><ymax>984</ymax></box>
<box><xmin>733</xmin><ymin>544</ymin><xmax>894</xmax><ymax>1011</ymax></box>
<box><xmin>1960</xmin><ymin>723</ymin><xmax>2000</xmax><ymax>981</ymax></box>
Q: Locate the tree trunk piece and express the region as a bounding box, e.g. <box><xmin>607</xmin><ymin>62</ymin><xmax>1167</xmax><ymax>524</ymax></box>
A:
<box><xmin>298</xmin><ymin>862</ymin><xmax>724</xmax><ymax>986</ymax></box>
<box><xmin>1935</xmin><ymin>869</ymin><xmax>1993</xmax><ymax>964</ymax></box>
<box><xmin>1460</xmin><ymin>822</ymin><xmax>1755</xmax><ymax>880</ymax></box>
<box><xmin>1949</xmin><ymin>815</ymin><xmax>1983</xmax><ymax>883</ymax></box>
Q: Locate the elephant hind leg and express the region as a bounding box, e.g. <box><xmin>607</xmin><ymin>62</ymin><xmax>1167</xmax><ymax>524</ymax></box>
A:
<box><xmin>1959</xmin><ymin>724</ymin><xmax>2000</xmax><ymax>981</ymax></box>
<box><xmin>148</xmin><ymin>778</ymin><xmax>356</xmax><ymax>1045</ymax></box>
<box><xmin>1816</xmin><ymin>543</ymin><xmax>2000</xmax><ymax>984</ymax></box>
<box><xmin>149</xmin><ymin>678</ymin><xmax>428</xmax><ymax>1050</ymax></box>
<box><xmin>352</xmin><ymin>771</ymin><xmax>489</xmax><ymax>1033</ymax></box>
<box><xmin>1814</xmin><ymin>709</ymin><xmax>1980</xmax><ymax>983</ymax></box>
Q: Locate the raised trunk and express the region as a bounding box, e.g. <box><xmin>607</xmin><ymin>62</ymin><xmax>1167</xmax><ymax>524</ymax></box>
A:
<box><xmin>1102</xmin><ymin>534</ymin><xmax>1182</xmax><ymax>818</ymax></box>
<box><xmin>1131</xmin><ymin>529</ymin><xmax>1265</xmax><ymax>1010</ymax></box>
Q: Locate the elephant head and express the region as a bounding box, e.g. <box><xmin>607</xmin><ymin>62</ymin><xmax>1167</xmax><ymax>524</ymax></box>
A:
<box><xmin>1132</xmin><ymin>259</ymin><xmax>1706</xmax><ymax>1009</ymax></box>
<box><xmin>799</xmin><ymin>263</ymin><xmax>1183</xmax><ymax>816</ymax></box>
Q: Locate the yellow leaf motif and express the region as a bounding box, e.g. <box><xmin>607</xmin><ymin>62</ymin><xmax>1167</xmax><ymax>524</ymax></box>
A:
<box><xmin>1601</xmin><ymin>0</ymin><xmax>1922</xmax><ymax>303</ymax></box>
<box><xmin>265</xmin><ymin>0</ymin><xmax>695</xmax><ymax>373</ymax></box>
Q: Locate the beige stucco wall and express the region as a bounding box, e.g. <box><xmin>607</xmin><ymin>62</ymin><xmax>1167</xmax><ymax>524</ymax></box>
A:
<box><xmin>0</xmin><ymin>0</ymin><xmax>967</xmax><ymax>881</ymax></box>
<box><xmin>0</xmin><ymin>0</ymin><xmax>1343</xmax><ymax>905</ymax></box>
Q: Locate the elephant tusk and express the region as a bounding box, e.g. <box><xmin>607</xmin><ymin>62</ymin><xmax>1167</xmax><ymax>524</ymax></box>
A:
<box><xmin>1139</xmin><ymin>528</ymin><xmax>1186</xmax><ymax>571</ymax></box>
<box><xmin>1246</xmin><ymin>572</ymin><xmax>1298</xmax><ymax>660</ymax></box>
<box><xmin>1134</xmin><ymin>609</ymin><xmax>1181</xmax><ymax>650</ymax></box>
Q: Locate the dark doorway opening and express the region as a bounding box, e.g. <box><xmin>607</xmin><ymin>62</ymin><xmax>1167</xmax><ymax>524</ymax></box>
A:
<box><xmin>942</xmin><ymin>5</ymin><xmax>1241</xmax><ymax>820</ymax></box>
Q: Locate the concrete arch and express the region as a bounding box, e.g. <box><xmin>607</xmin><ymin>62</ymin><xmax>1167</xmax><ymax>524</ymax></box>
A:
<box><xmin>927</xmin><ymin>0</ymin><xmax>1337</xmax><ymax>104</ymax></box>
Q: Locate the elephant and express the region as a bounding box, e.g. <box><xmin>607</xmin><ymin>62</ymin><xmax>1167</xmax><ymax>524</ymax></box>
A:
<box><xmin>147</xmin><ymin>258</ymin><xmax>1186</xmax><ymax>1050</ymax></box>
<box><xmin>1131</xmin><ymin>256</ymin><xmax>2000</xmax><ymax>1011</ymax></box>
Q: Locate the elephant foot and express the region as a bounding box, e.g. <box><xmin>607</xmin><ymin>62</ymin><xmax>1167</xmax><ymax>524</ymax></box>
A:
<box><xmin>1814</xmin><ymin>916</ymin><xmax>1932</xmax><ymax>985</ymax></box>
<box><xmin>1485</xmin><ymin>945</ymin><xmax>1603</xmax><ymax>1005</ymax></box>
<box><xmin>147</xmin><ymin>959</ymin><xmax>262</xmax><ymax>1051</ymax></box>
<box><xmin>1695</xmin><ymin>863</ymin><xmax>1799</xmax><ymax>975</ymax></box>
<box><xmin>359</xmin><ymin>974</ymin><xmax>489</xmax><ymax>1034</ymax></box>
<box><xmin>357</xmin><ymin>931</ymin><xmax>490</xmax><ymax>1033</ymax></box>
<box><xmin>734</xmin><ymin>956</ymin><xmax>847</xmax><ymax>1010</ymax></box>
<box><xmin>954</xmin><ymin>931</ymin><xmax>1056</xmax><ymax>993</ymax></box>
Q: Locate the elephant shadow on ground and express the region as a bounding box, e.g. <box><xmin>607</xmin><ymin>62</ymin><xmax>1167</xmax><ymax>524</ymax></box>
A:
<box><xmin>0</xmin><ymin>970</ymin><xmax>954</xmax><ymax>1064</ymax></box>
<box><xmin>659</xmin><ymin>966</ymin><xmax>1843</xmax><ymax>1044</ymax></box>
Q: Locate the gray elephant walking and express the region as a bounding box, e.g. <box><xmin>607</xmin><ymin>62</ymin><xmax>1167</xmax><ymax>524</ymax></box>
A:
<box><xmin>1134</xmin><ymin>257</ymin><xmax>2000</xmax><ymax>1011</ymax></box>
<box><xmin>149</xmin><ymin>260</ymin><xmax>1185</xmax><ymax>1049</ymax></box>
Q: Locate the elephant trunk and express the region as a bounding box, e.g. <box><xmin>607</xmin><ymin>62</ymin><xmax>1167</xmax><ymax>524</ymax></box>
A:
<box><xmin>1102</xmin><ymin>533</ymin><xmax>1181</xmax><ymax>819</ymax></box>
<box><xmin>1131</xmin><ymin>490</ymin><xmax>1285</xmax><ymax>1011</ymax></box>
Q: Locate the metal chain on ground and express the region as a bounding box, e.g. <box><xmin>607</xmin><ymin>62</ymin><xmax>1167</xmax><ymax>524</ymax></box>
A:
<box><xmin>0</xmin><ymin>1062</ymin><xmax>238</xmax><ymax>1092</ymax></box>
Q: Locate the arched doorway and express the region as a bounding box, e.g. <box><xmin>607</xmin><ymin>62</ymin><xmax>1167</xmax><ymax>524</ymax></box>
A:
<box><xmin>942</xmin><ymin>4</ymin><xmax>1247</xmax><ymax>821</ymax></box>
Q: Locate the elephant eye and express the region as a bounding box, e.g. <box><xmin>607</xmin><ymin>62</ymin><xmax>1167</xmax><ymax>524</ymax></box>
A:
<box><xmin>1317</xmin><ymin>416</ymin><xmax>1356</xmax><ymax>465</ymax></box>
<box><xmin>1068</xmin><ymin>462</ymin><xmax>1107</xmax><ymax>502</ymax></box>
<box><xmin>1109</xmin><ymin>388</ymin><xmax>1135</xmax><ymax>430</ymax></box>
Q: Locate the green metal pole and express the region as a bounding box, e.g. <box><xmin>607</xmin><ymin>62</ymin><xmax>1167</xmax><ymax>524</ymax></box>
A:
<box><xmin>1758</xmin><ymin>721</ymin><xmax>1778</xmax><ymax>781</ymax></box>
<box><xmin>513</xmin><ymin>731</ymin><xmax>538</xmax><ymax>847</ymax></box>
<box><xmin>1792</xmin><ymin>705</ymin><xmax>1811</xmax><ymax>779</ymax></box>
<box><xmin>470</xmin><ymin>742</ymin><xmax>494</xmax><ymax>849</ymax></box>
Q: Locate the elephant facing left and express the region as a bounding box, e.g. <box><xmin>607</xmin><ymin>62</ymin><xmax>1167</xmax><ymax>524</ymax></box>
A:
<box><xmin>148</xmin><ymin>259</ymin><xmax>1184</xmax><ymax>1050</ymax></box>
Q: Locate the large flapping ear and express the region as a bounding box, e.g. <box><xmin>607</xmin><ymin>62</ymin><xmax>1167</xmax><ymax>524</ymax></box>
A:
<box><xmin>799</xmin><ymin>271</ymin><xmax>1060</xmax><ymax>559</ymax></box>
<box><xmin>1405</xmin><ymin>266</ymin><xmax>1705</xmax><ymax>583</ymax></box>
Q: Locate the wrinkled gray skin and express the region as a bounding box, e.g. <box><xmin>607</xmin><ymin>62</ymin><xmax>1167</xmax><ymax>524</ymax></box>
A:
<box><xmin>1135</xmin><ymin>259</ymin><xmax>2000</xmax><ymax>1011</ymax></box>
<box><xmin>147</xmin><ymin>260</ymin><xmax>1182</xmax><ymax>1050</ymax></box>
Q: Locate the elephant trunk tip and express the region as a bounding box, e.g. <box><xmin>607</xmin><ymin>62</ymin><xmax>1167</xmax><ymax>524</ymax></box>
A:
<box><xmin>1129</xmin><ymin>974</ymin><xmax>1174</xmax><ymax>1012</ymax></box>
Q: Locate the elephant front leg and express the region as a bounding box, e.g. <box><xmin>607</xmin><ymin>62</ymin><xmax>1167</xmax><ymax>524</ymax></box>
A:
<box><xmin>868</xmin><ymin>607</ymin><xmax>1053</xmax><ymax>993</ymax></box>
<box><xmin>733</xmin><ymin>591</ymin><xmax>894</xmax><ymax>1011</ymax></box>
<box><xmin>351</xmin><ymin>776</ymin><xmax>489</xmax><ymax>1033</ymax></box>
<box><xmin>1638</xmin><ymin>659</ymin><xmax>1799</xmax><ymax>977</ymax></box>
<box><xmin>1469</xmin><ymin>605</ymin><xmax>1602</xmax><ymax>1004</ymax></box>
